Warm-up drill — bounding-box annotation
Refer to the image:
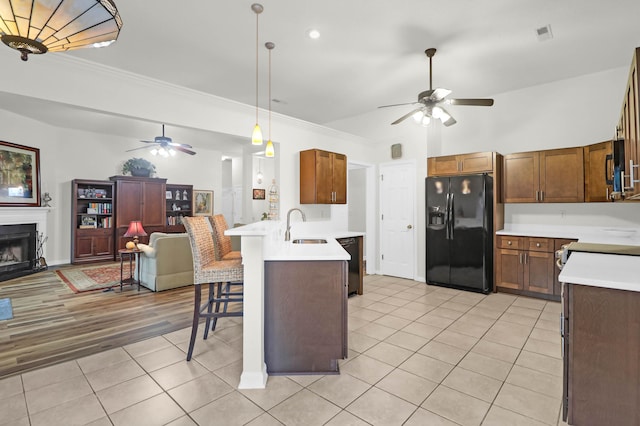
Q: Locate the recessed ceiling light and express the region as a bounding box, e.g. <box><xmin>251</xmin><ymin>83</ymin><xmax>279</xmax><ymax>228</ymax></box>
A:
<box><xmin>306</xmin><ymin>29</ymin><xmax>320</xmax><ymax>39</ymax></box>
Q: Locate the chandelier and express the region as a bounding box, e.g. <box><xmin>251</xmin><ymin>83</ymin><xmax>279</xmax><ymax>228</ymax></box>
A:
<box><xmin>0</xmin><ymin>0</ymin><xmax>123</xmax><ymax>61</ymax></box>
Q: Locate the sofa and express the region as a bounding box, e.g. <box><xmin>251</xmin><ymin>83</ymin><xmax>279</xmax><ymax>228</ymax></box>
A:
<box><xmin>136</xmin><ymin>232</ymin><xmax>194</xmax><ymax>291</ymax></box>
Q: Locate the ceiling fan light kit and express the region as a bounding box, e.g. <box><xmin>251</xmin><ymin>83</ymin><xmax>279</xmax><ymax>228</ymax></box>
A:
<box><xmin>0</xmin><ymin>0</ymin><xmax>122</xmax><ymax>61</ymax></box>
<box><xmin>379</xmin><ymin>48</ymin><xmax>494</xmax><ymax>127</ymax></box>
<box><xmin>127</xmin><ymin>124</ymin><xmax>196</xmax><ymax>156</ymax></box>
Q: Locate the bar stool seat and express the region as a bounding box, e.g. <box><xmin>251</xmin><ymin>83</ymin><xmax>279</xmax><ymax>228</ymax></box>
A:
<box><xmin>183</xmin><ymin>216</ymin><xmax>244</xmax><ymax>361</ymax></box>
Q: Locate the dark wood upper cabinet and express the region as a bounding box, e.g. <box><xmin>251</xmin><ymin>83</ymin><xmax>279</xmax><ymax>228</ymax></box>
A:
<box><xmin>503</xmin><ymin>147</ymin><xmax>584</xmax><ymax>203</ymax></box>
<box><xmin>584</xmin><ymin>140</ymin><xmax>614</xmax><ymax>202</ymax></box>
<box><xmin>300</xmin><ymin>149</ymin><xmax>347</xmax><ymax>204</ymax></box>
<box><xmin>618</xmin><ymin>47</ymin><xmax>639</xmax><ymax>197</ymax></box>
<box><xmin>427</xmin><ymin>151</ymin><xmax>496</xmax><ymax>176</ymax></box>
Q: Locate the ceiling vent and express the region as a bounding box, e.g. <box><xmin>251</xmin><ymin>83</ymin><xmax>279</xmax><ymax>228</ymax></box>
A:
<box><xmin>536</xmin><ymin>25</ymin><xmax>553</xmax><ymax>42</ymax></box>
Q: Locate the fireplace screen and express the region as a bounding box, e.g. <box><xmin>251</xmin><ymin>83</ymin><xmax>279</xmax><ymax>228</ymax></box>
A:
<box><xmin>0</xmin><ymin>223</ymin><xmax>37</xmax><ymax>280</ymax></box>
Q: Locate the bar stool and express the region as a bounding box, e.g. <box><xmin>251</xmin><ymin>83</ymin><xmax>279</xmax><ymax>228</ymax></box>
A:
<box><xmin>209</xmin><ymin>214</ymin><xmax>242</xmax><ymax>261</ymax></box>
<box><xmin>183</xmin><ymin>216</ymin><xmax>243</xmax><ymax>361</ymax></box>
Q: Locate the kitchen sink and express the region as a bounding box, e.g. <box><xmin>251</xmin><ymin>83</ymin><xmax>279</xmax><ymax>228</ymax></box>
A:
<box><xmin>292</xmin><ymin>239</ymin><xmax>327</xmax><ymax>244</ymax></box>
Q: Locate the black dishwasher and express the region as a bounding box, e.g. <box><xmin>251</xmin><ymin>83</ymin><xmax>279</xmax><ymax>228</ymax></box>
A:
<box><xmin>338</xmin><ymin>237</ymin><xmax>359</xmax><ymax>295</ymax></box>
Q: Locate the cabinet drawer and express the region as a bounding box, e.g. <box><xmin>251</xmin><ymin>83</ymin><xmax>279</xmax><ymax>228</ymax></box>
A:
<box><xmin>497</xmin><ymin>236</ymin><xmax>524</xmax><ymax>250</ymax></box>
<box><xmin>527</xmin><ymin>237</ymin><xmax>552</xmax><ymax>252</ymax></box>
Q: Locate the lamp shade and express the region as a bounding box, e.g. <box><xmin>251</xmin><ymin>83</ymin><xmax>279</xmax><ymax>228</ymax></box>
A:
<box><xmin>123</xmin><ymin>220</ymin><xmax>147</xmax><ymax>238</ymax></box>
<box><xmin>0</xmin><ymin>0</ymin><xmax>123</xmax><ymax>61</ymax></box>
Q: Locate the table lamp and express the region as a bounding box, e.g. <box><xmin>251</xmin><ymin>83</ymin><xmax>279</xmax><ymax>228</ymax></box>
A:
<box><xmin>123</xmin><ymin>221</ymin><xmax>147</xmax><ymax>249</ymax></box>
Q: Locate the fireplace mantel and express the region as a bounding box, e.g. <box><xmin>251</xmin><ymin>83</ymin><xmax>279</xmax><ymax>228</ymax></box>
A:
<box><xmin>0</xmin><ymin>207</ymin><xmax>51</xmax><ymax>257</ymax></box>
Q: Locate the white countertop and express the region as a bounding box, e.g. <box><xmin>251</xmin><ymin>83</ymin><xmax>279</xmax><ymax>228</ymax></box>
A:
<box><xmin>500</xmin><ymin>224</ymin><xmax>640</xmax><ymax>292</ymax></box>
<box><xmin>226</xmin><ymin>221</ymin><xmax>351</xmax><ymax>261</ymax></box>
<box><xmin>559</xmin><ymin>252</ymin><xmax>640</xmax><ymax>292</ymax></box>
<box><xmin>497</xmin><ymin>224</ymin><xmax>640</xmax><ymax>245</ymax></box>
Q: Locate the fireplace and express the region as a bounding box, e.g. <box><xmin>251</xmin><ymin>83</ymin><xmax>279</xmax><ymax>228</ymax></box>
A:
<box><xmin>0</xmin><ymin>223</ymin><xmax>37</xmax><ymax>282</ymax></box>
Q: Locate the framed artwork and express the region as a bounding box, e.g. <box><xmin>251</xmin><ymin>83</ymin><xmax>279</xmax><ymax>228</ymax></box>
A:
<box><xmin>165</xmin><ymin>190</ymin><xmax>172</xmax><ymax>199</ymax></box>
<box><xmin>0</xmin><ymin>141</ymin><xmax>41</xmax><ymax>207</ymax></box>
<box><xmin>193</xmin><ymin>189</ymin><xmax>213</xmax><ymax>216</ymax></box>
<box><xmin>252</xmin><ymin>188</ymin><xmax>266</xmax><ymax>200</ymax></box>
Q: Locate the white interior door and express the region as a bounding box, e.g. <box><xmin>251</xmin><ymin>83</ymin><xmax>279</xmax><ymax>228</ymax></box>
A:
<box><xmin>379</xmin><ymin>162</ymin><xmax>415</xmax><ymax>279</ymax></box>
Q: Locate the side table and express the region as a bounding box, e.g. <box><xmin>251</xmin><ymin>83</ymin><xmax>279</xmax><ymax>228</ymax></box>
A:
<box><xmin>118</xmin><ymin>248</ymin><xmax>141</xmax><ymax>292</ymax></box>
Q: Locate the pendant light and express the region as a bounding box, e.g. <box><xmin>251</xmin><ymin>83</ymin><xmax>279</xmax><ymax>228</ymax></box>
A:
<box><xmin>0</xmin><ymin>0</ymin><xmax>123</xmax><ymax>61</ymax></box>
<box><xmin>265</xmin><ymin>41</ymin><xmax>275</xmax><ymax>158</ymax></box>
<box><xmin>251</xmin><ymin>3</ymin><xmax>263</xmax><ymax>145</ymax></box>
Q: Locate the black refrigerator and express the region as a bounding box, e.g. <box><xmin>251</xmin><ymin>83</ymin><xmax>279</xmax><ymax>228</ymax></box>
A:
<box><xmin>426</xmin><ymin>174</ymin><xmax>493</xmax><ymax>294</ymax></box>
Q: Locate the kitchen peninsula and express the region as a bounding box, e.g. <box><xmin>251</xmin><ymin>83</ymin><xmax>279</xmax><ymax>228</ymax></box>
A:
<box><xmin>225</xmin><ymin>221</ymin><xmax>350</xmax><ymax>389</ymax></box>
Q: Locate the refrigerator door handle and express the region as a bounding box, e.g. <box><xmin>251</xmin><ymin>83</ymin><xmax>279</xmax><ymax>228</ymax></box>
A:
<box><xmin>445</xmin><ymin>193</ymin><xmax>451</xmax><ymax>240</ymax></box>
<box><xmin>449</xmin><ymin>193</ymin><xmax>454</xmax><ymax>240</ymax></box>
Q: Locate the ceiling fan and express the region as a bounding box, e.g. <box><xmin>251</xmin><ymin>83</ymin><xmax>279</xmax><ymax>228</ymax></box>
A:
<box><xmin>379</xmin><ymin>48</ymin><xmax>494</xmax><ymax>127</ymax></box>
<box><xmin>127</xmin><ymin>124</ymin><xmax>196</xmax><ymax>156</ymax></box>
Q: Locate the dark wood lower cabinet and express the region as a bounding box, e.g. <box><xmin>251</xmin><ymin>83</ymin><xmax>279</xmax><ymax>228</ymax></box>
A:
<box><xmin>264</xmin><ymin>260</ymin><xmax>348</xmax><ymax>375</ymax></box>
<box><xmin>563</xmin><ymin>283</ymin><xmax>640</xmax><ymax>425</ymax></box>
<box><xmin>496</xmin><ymin>235</ymin><xmax>576</xmax><ymax>301</ymax></box>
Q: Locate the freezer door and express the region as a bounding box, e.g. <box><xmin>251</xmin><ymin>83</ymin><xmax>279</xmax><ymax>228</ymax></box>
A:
<box><xmin>448</xmin><ymin>174</ymin><xmax>489</xmax><ymax>291</ymax></box>
<box><xmin>426</xmin><ymin>177</ymin><xmax>450</xmax><ymax>285</ymax></box>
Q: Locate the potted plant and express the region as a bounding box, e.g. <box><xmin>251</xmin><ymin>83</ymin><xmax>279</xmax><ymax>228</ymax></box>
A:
<box><xmin>122</xmin><ymin>158</ymin><xmax>156</xmax><ymax>177</ymax></box>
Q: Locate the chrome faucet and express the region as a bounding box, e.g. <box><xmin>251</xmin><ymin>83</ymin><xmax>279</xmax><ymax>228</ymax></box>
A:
<box><xmin>284</xmin><ymin>208</ymin><xmax>306</xmax><ymax>241</ymax></box>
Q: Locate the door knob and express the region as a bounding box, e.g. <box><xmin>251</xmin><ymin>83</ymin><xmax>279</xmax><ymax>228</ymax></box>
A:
<box><xmin>407</xmin><ymin>224</ymin><xmax>413</xmax><ymax>229</ymax></box>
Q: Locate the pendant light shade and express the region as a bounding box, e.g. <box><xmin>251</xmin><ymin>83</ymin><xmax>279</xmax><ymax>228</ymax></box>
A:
<box><xmin>0</xmin><ymin>0</ymin><xmax>122</xmax><ymax>61</ymax></box>
<box><xmin>251</xmin><ymin>3</ymin><xmax>263</xmax><ymax>145</ymax></box>
<box><xmin>265</xmin><ymin>140</ymin><xmax>274</xmax><ymax>158</ymax></box>
<box><xmin>265</xmin><ymin>41</ymin><xmax>275</xmax><ymax>158</ymax></box>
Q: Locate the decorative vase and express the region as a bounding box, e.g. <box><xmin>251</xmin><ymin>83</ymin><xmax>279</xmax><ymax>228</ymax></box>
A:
<box><xmin>131</xmin><ymin>167</ymin><xmax>150</xmax><ymax>177</ymax></box>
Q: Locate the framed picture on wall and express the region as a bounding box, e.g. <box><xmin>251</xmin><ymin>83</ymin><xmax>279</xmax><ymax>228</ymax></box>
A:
<box><xmin>0</xmin><ymin>141</ymin><xmax>41</xmax><ymax>207</ymax></box>
<box><xmin>252</xmin><ymin>188</ymin><xmax>266</xmax><ymax>200</ymax></box>
<box><xmin>193</xmin><ymin>190</ymin><xmax>213</xmax><ymax>216</ymax></box>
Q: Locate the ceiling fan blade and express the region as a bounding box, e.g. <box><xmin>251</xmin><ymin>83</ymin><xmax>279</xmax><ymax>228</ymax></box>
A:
<box><xmin>168</xmin><ymin>142</ymin><xmax>193</xmax><ymax>149</ymax></box>
<box><xmin>174</xmin><ymin>146</ymin><xmax>196</xmax><ymax>155</ymax></box>
<box><xmin>392</xmin><ymin>107</ymin><xmax>424</xmax><ymax>125</ymax></box>
<box><xmin>126</xmin><ymin>146</ymin><xmax>152</xmax><ymax>152</ymax></box>
<box><xmin>437</xmin><ymin>106</ymin><xmax>457</xmax><ymax>127</ymax></box>
<box><xmin>430</xmin><ymin>88</ymin><xmax>452</xmax><ymax>101</ymax></box>
<box><xmin>378</xmin><ymin>101</ymin><xmax>418</xmax><ymax>109</ymax></box>
<box><xmin>139</xmin><ymin>140</ymin><xmax>158</xmax><ymax>144</ymax></box>
<box><xmin>447</xmin><ymin>98</ymin><xmax>494</xmax><ymax>106</ymax></box>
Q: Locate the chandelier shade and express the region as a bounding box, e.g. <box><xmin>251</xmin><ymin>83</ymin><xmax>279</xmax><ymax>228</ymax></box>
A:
<box><xmin>0</xmin><ymin>0</ymin><xmax>122</xmax><ymax>61</ymax></box>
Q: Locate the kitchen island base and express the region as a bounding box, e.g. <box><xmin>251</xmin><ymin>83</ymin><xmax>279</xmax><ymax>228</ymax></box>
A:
<box><xmin>264</xmin><ymin>260</ymin><xmax>348</xmax><ymax>375</ymax></box>
<box><xmin>563</xmin><ymin>283</ymin><xmax>640</xmax><ymax>425</ymax></box>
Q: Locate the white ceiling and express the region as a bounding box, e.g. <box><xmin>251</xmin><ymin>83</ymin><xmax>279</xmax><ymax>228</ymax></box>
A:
<box><xmin>2</xmin><ymin>0</ymin><xmax>640</xmax><ymax>145</ymax></box>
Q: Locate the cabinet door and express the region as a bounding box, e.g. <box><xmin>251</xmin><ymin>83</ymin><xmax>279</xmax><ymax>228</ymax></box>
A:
<box><xmin>315</xmin><ymin>150</ymin><xmax>333</xmax><ymax>204</ymax></box>
<box><xmin>142</xmin><ymin>181</ymin><xmax>166</xmax><ymax>226</ymax></box>
<box><xmin>460</xmin><ymin>152</ymin><xmax>494</xmax><ymax>174</ymax></box>
<box><xmin>116</xmin><ymin>180</ymin><xmax>143</xmax><ymax>226</ymax></box>
<box><xmin>427</xmin><ymin>155</ymin><xmax>458</xmax><ymax>176</ymax></box>
<box><xmin>332</xmin><ymin>153</ymin><xmax>347</xmax><ymax>204</ymax></box>
<box><xmin>540</xmin><ymin>148</ymin><xmax>584</xmax><ymax>203</ymax></box>
<box><xmin>584</xmin><ymin>141</ymin><xmax>613</xmax><ymax>202</ymax></box>
<box><xmin>75</xmin><ymin>236</ymin><xmax>95</xmax><ymax>259</ymax></box>
<box><xmin>503</xmin><ymin>152</ymin><xmax>539</xmax><ymax>203</ymax></box>
<box><xmin>93</xmin><ymin>234</ymin><xmax>113</xmax><ymax>256</ymax></box>
<box><xmin>496</xmin><ymin>248</ymin><xmax>523</xmax><ymax>290</ymax></box>
<box><xmin>524</xmin><ymin>251</ymin><xmax>554</xmax><ymax>294</ymax></box>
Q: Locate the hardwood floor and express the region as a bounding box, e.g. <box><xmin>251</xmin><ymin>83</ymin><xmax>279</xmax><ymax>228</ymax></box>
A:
<box><xmin>0</xmin><ymin>264</ymin><xmax>197</xmax><ymax>379</ymax></box>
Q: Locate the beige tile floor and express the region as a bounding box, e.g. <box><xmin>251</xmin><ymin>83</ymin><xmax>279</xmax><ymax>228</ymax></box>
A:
<box><xmin>0</xmin><ymin>275</ymin><xmax>569</xmax><ymax>426</ymax></box>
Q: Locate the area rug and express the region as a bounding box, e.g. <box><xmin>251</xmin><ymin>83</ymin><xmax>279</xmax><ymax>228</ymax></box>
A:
<box><xmin>56</xmin><ymin>262</ymin><xmax>135</xmax><ymax>293</ymax></box>
<box><xmin>0</xmin><ymin>298</ymin><xmax>13</xmax><ymax>321</ymax></box>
